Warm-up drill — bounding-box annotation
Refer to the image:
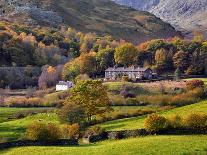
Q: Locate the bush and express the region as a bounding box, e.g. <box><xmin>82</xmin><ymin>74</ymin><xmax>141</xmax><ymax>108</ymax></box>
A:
<box><xmin>122</xmin><ymin>76</ymin><xmax>130</xmax><ymax>82</ymax></box>
<box><xmin>85</xmin><ymin>126</ymin><xmax>104</xmax><ymax>136</ymax></box>
<box><xmin>183</xmin><ymin>113</ymin><xmax>207</xmax><ymax>129</ymax></box>
<box><xmin>186</xmin><ymin>80</ymin><xmax>204</xmax><ymax>90</ymax></box>
<box><xmin>144</xmin><ymin>114</ymin><xmax>168</xmax><ymax>132</ymax></box>
<box><xmin>6</xmin><ymin>97</ymin><xmax>42</xmax><ymax>107</ymax></box>
<box><xmin>168</xmin><ymin>115</ymin><xmax>182</xmax><ymax>128</ymax></box>
<box><xmin>26</xmin><ymin>122</ymin><xmax>61</xmax><ymax>141</ymax></box>
<box><xmin>62</xmin><ymin>123</ymin><xmax>80</xmax><ymax>139</ymax></box>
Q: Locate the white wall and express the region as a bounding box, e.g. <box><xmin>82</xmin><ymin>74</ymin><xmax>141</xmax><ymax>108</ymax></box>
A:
<box><xmin>56</xmin><ymin>85</ymin><xmax>69</xmax><ymax>91</ymax></box>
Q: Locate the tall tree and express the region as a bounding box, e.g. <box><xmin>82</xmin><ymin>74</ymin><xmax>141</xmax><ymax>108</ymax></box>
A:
<box><xmin>115</xmin><ymin>43</ymin><xmax>138</xmax><ymax>66</ymax></box>
<box><xmin>64</xmin><ymin>80</ymin><xmax>110</xmax><ymax>122</ymax></box>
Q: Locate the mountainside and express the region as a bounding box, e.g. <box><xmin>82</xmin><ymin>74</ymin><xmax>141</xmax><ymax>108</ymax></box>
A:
<box><xmin>0</xmin><ymin>0</ymin><xmax>179</xmax><ymax>43</ymax></box>
<box><xmin>113</xmin><ymin>0</ymin><xmax>207</xmax><ymax>38</ymax></box>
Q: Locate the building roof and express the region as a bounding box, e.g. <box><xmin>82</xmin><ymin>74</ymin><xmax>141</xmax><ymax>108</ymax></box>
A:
<box><xmin>105</xmin><ymin>66</ymin><xmax>150</xmax><ymax>72</ymax></box>
<box><xmin>56</xmin><ymin>81</ymin><xmax>73</xmax><ymax>86</ymax></box>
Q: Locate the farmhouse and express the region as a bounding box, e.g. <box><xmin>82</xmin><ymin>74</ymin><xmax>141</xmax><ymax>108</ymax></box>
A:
<box><xmin>56</xmin><ymin>81</ymin><xmax>74</xmax><ymax>91</ymax></box>
<box><xmin>105</xmin><ymin>66</ymin><xmax>153</xmax><ymax>81</ymax></box>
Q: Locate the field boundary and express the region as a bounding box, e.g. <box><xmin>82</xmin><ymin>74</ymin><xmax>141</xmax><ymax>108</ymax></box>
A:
<box><xmin>0</xmin><ymin>139</ymin><xmax>78</xmax><ymax>150</ymax></box>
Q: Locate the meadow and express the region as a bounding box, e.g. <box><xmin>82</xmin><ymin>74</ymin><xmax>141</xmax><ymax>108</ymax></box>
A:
<box><xmin>0</xmin><ymin>79</ymin><xmax>207</xmax><ymax>154</ymax></box>
<box><xmin>0</xmin><ymin>135</ymin><xmax>207</xmax><ymax>155</ymax></box>
<box><xmin>100</xmin><ymin>100</ymin><xmax>207</xmax><ymax>131</ymax></box>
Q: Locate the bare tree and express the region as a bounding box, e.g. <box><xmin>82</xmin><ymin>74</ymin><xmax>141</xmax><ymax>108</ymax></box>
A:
<box><xmin>0</xmin><ymin>87</ymin><xmax>9</xmax><ymax>106</ymax></box>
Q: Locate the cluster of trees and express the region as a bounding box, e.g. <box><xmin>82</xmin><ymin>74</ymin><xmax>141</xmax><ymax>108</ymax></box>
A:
<box><xmin>0</xmin><ymin>22</ymin><xmax>119</xmax><ymax>67</ymax></box>
<box><xmin>63</xmin><ymin>36</ymin><xmax>207</xmax><ymax>81</ymax></box>
<box><xmin>1</xmin><ymin>21</ymin><xmax>207</xmax><ymax>89</ymax></box>
<box><xmin>0</xmin><ymin>66</ymin><xmax>41</xmax><ymax>89</ymax></box>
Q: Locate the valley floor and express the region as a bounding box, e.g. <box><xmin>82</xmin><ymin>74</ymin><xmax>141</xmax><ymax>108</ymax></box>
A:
<box><xmin>0</xmin><ymin>135</ymin><xmax>207</xmax><ymax>155</ymax></box>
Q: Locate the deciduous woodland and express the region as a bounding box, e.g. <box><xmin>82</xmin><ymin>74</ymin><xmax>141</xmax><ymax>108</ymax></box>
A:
<box><xmin>0</xmin><ymin>21</ymin><xmax>207</xmax><ymax>89</ymax></box>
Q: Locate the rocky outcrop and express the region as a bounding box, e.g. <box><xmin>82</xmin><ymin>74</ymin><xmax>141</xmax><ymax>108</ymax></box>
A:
<box><xmin>113</xmin><ymin>0</ymin><xmax>207</xmax><ymax>38</ymax></box>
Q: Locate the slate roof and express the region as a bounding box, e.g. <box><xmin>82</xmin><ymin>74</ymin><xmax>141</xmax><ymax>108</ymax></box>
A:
<box><xmin>105</xmin><ymin>66</ymin><xmax>150</xmax><ymax>72</ymax></box>
<box><xmin>57</xmin><ymin>81</ymin><xmax>73</xmax><ymax>86</ymax></box>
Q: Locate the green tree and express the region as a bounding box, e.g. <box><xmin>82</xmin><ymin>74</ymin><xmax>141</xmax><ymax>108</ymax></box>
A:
<box><xmin>64</xmin><ymin>80</ymin><xmax>110</xmax><ymax>122</ymax></box>
<box><xmin>96</xmin><ymin>48</ymin><xmax>115</xmax><ymax>72</ymax></box>
<box><xmin>62</xmin><ymin>59</ymin><xmax>80</xmax><ymax>81</ymax></box>
<box><xmin>115</xmin><ymin>43</ymin><xmax>138</xmax><ymax>66</ymax></box>
<box><xmin>59</xmin><ymin>103</ymin><xmax>85</xmax><ymax>124</ymax></box>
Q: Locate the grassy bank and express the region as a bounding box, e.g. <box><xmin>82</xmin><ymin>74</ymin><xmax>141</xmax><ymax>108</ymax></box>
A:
<box><xmin>100</xmin><ymin>100</ymin><xmax>207</xmax><ymax>131</ymax></box>
<box><xmin>1</xmin><ymin>135</ymin><xmax>207</xmax><ymax>155</ymax></box>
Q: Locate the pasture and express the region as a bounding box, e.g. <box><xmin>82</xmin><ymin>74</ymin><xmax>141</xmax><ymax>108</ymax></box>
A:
<box><xmin>1</xmin><ymin>135</ymin><xmax>207</xmax><ymax>155</ymax></box>
<box><xmin>100</xmin><ymin>100</ymin><xmax>207</xmax><ymax>131</ymax></box>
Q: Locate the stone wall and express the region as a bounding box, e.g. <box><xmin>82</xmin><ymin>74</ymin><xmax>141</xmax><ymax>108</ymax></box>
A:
<box><xmin>0</xmin><ymin>139</ymin><xmax>78</xmax><ymax>150</ymax></box>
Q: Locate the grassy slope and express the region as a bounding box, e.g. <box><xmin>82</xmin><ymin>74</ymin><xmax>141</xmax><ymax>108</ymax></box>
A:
<box><xmin>0</xmin><ymin>107</ymin><xmax>53</xmax><ymax>123</ymax></box>
<box><xmin>0</xmin><ymin>111</ymin><xmax>59</xmax><ymax>140</ymax></box>
<box><xmin>1</xmin><ymin>135</ymin><xmax>207</xmax><ymax>155</ymax></box>
<box><xmin>1</xmin><ymin>0</ymin><xmax>178</xmax><ymax>44</ymax></box>
<box><xmin>100</xmin><ymin>100</ymin><xmax>207</xmax><ymax>131</ymax></box>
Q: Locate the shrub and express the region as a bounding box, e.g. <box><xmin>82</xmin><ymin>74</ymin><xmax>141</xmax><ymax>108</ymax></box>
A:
<box><xmin>6</xmin><ymin>97</ymin><xmax>42</xmax><ymax>107</ymax></box>
<box><xmin>26</xmin><ymin>122</ymin><xmax>61</xmax><ymax>141</ymax></box>
<box><xmin>183</xmin><ymin>113</ymin><xmax>207</xmax><ymax>129</ymax></box>
<box><xmin>186</xmin><ymin>80</ymin><xmax>204</xmax><ymax>90</ymax></box>
<box><xmin>122</xmin><ymin>76</ymin><xmax>130</xmax><ymax>82</ymax></box>
<box><xmin>144</xmin><ymin>114</ymin><xmax>168</xmax><ymax>132</ymax></box>
<box><xmin>26</xmin><ymin>122</ymin><xmax>49</xmax><ymax>141</ymax></box>
<box><xmin>85</xmin><ymin>126</ymin><xmax>104</xmax><ymax>136</ymax></box>
<box><xmin>47</xmin><ymin>123</ymin><xmax>61</xmax><ymax>141</ymax></box>
<box><xmin>62</xmin><ymin>123</ymin><xmax>80</xmax><ymax>139</ymax></box>
<box><xmin>168</xmin><ymin>115</ymin><xmax>182</xmax><ymax>128</ymax></box>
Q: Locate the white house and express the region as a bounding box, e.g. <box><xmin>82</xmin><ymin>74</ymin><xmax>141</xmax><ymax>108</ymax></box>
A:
<box><xmin>56</xmin><ymin>81</ymin><xmax>74</xmax><ymax>91</ymax></box>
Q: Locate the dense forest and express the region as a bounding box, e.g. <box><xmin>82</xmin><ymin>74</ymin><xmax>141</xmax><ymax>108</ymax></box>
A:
<box><xmin>0</xmin><ymin>21</ymin><xmax>207</xmax><ymax>88</ymax></box>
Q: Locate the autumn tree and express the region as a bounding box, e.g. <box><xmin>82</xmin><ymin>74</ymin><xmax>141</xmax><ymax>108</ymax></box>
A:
<box><xmin>64</xmin><ymin>80</ymin><xmax>110</xmax><ymax>122</ymax></box>
<box><xmin>62</xmin><ymin>59</ymin><xmax>80</xmax><ymax>81</ymax></box>
<box><xmin>38</xmin><ymin>65</ymin><xmax>62</xmax><ymax>89</ymax></box>
<box><xmin>77</xmin><ymin>52</ymin><xmax>97</xmax><ymax>76</ymax></box>
<box><xmin>155</xmin><ymin>48</ymin><xmax>167</xmax><ymax>72</ymax></box>
<box><xmin>173</xmin><ymin>51</ymin><xmax>189</xmax><ymax>72</ymax></box>
<box><xmin>115</xmin><ymin>43</ymin><xmax>138</xmax><ymax>66</ymax></box>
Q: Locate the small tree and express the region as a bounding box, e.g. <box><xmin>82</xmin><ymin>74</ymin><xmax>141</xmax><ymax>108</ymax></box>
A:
<box><xmin>64</xmin><ymin>80</ymin><xmax>110</xmax><ymax>122</ymax></box>
<box><xmin>174</xmin><ymin>68</ymin><xmax>181</xmax><ymax>81</ymax></box>
<box><xmin>59</xmin><ymin>103</ymin><xmax>85</xmax><ymax>125</ymax></box>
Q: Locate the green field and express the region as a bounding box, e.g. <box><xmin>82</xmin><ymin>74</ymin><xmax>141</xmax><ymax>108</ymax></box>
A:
<box><xmin>0</xmin><ymin>108</ymin><xmax>59</xmax><ymax>140</ymax></box>
<box><xmin>1</xmin><ymin>135</ymin><xmax>207</xmax><ymax>155</ymax></box>
<box><xmin>100</xmin><ymin>100</ymin><xmax>207</xmax><ymax>131</ymax></box>
<box><xmin>0</xmin><ymin>107</ymin><xmax>53</xmax><ymax>123</ymax></box>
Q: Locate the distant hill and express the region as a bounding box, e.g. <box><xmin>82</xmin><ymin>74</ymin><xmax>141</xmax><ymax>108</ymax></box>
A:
<box><xmin>113</xmin><ymin>0</ymin><xmax>207</xmax><ymax>38</ymax></box>
<box><xmin>0</xmin><ymin>0</ymin><xmax>179</xmax><ymax>44</ymax></box>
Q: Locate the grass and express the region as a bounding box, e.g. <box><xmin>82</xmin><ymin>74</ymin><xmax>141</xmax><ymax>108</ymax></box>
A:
<box><xmin>1</xmin><ymin>135</ymin><xmax>207</xmax><ymax>155</ymax></box>
<box><xmin>0</xmin><ymin>111</ymin><xmax>59</xmax><ymax>140</ymax></box>
<box><xmin>100</xmin><ymin>100</ymin><xmax>207</xmax><ymax>131</ymax></box>
<box><xmin>0</xmin><ymin>107</ymin><xmax>53</xmax><ymax>123</ymax></box>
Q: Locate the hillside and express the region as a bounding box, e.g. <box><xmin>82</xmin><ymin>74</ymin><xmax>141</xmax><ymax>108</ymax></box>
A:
<box><xmin>0</xmin><ymin>0</ymin><xmax>179</xmax><ymax>44</ymax></box>
<box><xmin>113</xmin><ymin>0</ymin><xmax>207</xmax><ymax>38</ymax></box>
<box><xmin>100</xmin><ymin>100</ymin><xmax>207</xmax><ymax>131</ymax></box>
